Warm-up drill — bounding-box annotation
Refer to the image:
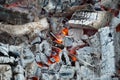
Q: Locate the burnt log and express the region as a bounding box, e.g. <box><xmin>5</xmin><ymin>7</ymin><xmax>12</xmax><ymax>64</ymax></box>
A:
<box><xmin>53</xmin><ymin>4</ymin><xmax>94</xmax><ymax>19</ymax></box>
<box><xmin>68</xmin><ymin>10</ymin><xmax>112</xmax><ymax>29</ymax></box>
<box><xmin>0</xmin><ymin>18</ymin><xmax>49</xmax><ymax>36</ymax></box>
<box><xmin>0</xmin><ymin>5</ymin><xmax>33</xmax><ymax>25</ymax></box>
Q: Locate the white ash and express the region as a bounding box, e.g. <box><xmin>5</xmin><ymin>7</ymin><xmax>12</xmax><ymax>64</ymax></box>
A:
<box><xmin>13</xmin><ymin>64</ymin><xmax>25</xmax><ymax>80</ymax></box>
<box><xmin>68</xmin><ymin>28</ymin><xmax>85</xmax><ymax>46</ymax></box>
<box><xmin>63</xmin><ymin>36</ymin><xmax>74</xmax><ymax>47</ymax></box>
<box><xmin>59</xmin><ymin>65</ymin><xmax>75</xmax><ymax>79</ymax></box>
<box><xmin>39</xmin><ymin>40</ymin><xmax>52</xmax><ymax>57</ymax></box>
<box><xmin>99</xmin><ymin>27</ymin><xmax>116</xmax><ymax>78</ymax></box>
<box><xmin>0</xmin><ymin>57</ymin><xmax>15</xmax><ymax>63</ymax></box>
<box><xmin>69</xmin><ymin>11</ymin><xmax>112</xmax><ymax>29</ymax></box>
<box><xmin>101</xmin><ymin>0</ymin><xmax>119</xmax><ymax>9</ymax></box>
<box><xmin>0</xmin><ymin>65</ymin><xmax>12</xmax><ymax>80</ymax></box>
<box><xmin>59</xmin><ymin>47</ymin><xmax>71</xmax><ymax>65</ymax></box>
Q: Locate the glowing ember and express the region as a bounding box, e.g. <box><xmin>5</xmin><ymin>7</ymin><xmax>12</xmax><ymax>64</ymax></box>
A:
<box><xmin>4</xmin><ymin>2</ymin><xmax>21</xmax><ymax>8</ymax></box>
<box><xmin>48</xmin><ymin>55</ymin><xmax>60</xmax><ymax>64</ymax></box>
<box><xmin>52</xmin><ymin>28</ymin><xmax>69</xmax><ymax>44</ymax></box>
<box><xmin>50</xmin><ymin>32</ymin><xmax>63</xmax><ymax>44</ymax></box>
<box><xmin>55</xmin><ymin>38</ymin><xmax>63</xmax><ymax>44</ymax></box>
<box><xmin>69</xmin><ymin>54</ymin><xmax>77</xmax><ymax>62</ymax></box>
<box><xmin>116</xmin><ymin>23</ymin><xmax>120</xmax><ymax>32</ymax></box>
<box><xmin>55</xmin><ymin>34</ymin><xmax>63</xmax><ymax>44</ymax></box>
<box><xmin>62</xmin><ymin>28</ymin><xmax>68</xmax><ymax>36</ymax></box>
<box><xmin>29</xmin><ymin>77</ymin><xmax>39</xmax><ymax>80</ymax></box>
<box><xmin>37</xmin><ymin>62</ymin><xmax>49</xmax><ymax>67</ymax></box>
<box><xmin>48</xmin><ymin>47</ymin><xmax>62</xmax><ymax>64</ymax></box>
<box><xmin>37</xmin><ymin>62</ymin><xmax>43</xmax><ymax>67</ymax></box>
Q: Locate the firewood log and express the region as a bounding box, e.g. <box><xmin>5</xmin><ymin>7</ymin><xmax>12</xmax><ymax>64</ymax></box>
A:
<box><xmin>0</xmin><ymin>5</ymin><xmax>34</xmax><ymax>25</ymax></box>
<box><xmin>53</xmin><ymin>4</ymin><xmax>94</xmax><ymax>18</ymax></box>
<box><xmin>0</xmin><ymin>18</ymin><xmax>49</xmax><ymax>36</ymax></box>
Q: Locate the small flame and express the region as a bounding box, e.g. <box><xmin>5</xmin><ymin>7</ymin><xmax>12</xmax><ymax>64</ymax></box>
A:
<box><xmin>53</xmin><ymin>55</ymin><xmax>60</xmax><ymax>62</ymax></box>
<box><xmin>55</xmin><ymin>38</ymin><xmax>63</xmax><ymax>44</ymax></box>
<box><xmin>55</xmin><ymin>35</ymin><xmax>63</xmax><ymax>44</ymax></box>
<box><xmin>62</xmin><ymin>28</ymin><xmax>68</xmax><ymax>36</ymax></box>
<box><xmin>51</xmin><ymin>28</ymin><xmax>68</xmax><ymax>44</ymax></box>
<box><xmin>50</xmin><ymin>32</ymin><xmax>63</xmax><ymax>44</ymax></box>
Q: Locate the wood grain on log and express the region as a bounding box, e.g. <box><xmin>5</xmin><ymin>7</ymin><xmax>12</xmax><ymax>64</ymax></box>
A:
<box><xmin>68</xmin><ymin>11</ymin><xmax>112</xmax><ymax>29</ymax></box>
<box><xmin>53</xmin><ymin>4</ymin><xmax>94</xmax><ymax>18</ymax></box>
<box><xmin>0</xmin><ymin>18</ymin><xmax>49</xmax><ymax>36</ymax></box>
<box><xmin>0</xmin><ymin>5</ymin><xmax>33</xmax><ymax>25</ymax></box>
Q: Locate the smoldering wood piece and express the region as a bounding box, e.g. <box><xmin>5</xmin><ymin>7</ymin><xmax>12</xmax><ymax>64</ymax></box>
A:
<box><xmin>0</xmin><ymin>32</ymin><xmax>37</xmax><ymax>45</ymax></box>
<box><xmin>53</xmin><ymin>4</ymin><xmax>94</xmax><ymax>18</ymax></box>
<box><xmin>68</xmin><ymin>11</ymin><xmax>112</xmax><ymax>29</ymax></box>
<box><xmin>0</xmin><ymin>18</ymin><xmax>49</xmax><ymax>36</ymax></box>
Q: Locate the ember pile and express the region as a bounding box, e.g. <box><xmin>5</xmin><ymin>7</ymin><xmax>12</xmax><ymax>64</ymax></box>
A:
<box><xmin>0</xmin><ymin>0</ymin><xmax>120</xmax><ymax>80</ymax></box>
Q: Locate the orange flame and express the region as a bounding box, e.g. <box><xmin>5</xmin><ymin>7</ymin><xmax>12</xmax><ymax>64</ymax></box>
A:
<box><xmin>53</xmin><ymin>54</ymin><xmax>60</xmax><ymax>62</ymax></box>
<box><xmin>62</xmin><ymin>28</ymin><xmax>68</xmax><ymax>36</ymax></box>
<box><xmin>48</xmin><ymin>55</ymin><xmax>60</xmax><ymax>64</ymax></box>
<box><xmin>53</xmin><ymin>28</ymin><xmax>68</xmax><ymax>44</ymax></box>
<box><xmin>69</xmin><ymin>54</ymin><xmax>77</xmax><ymax>62</ymax></box>
<box><xmin>55</xmin><ymin>38</ymin><xmax>63</xmax><ymax>44</ymax></box>
<box><xmin>54</xmin><ymin>34</ymin><xmax>63</xmax><ymax>44</ymax></box>
<box><xmin>48</xmin><ymin>47</ymin><xmax>62</xmax><ymax>64</ymax></box>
